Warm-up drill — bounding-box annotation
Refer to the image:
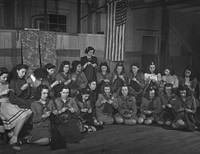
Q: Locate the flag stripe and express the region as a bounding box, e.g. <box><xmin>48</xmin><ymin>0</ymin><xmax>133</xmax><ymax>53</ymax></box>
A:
<box><xmin>105</xmin><ymin>0</ymin><xmax>128</xmax><ymax>62</ymax></box>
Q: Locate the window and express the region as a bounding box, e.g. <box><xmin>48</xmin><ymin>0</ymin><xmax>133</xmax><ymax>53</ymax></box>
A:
<box><xmin>40</xmin><ymin>14</ymin><xmax>67</xmax><ymax>32</ymax></box>
<box><xmin>49</xmin><ymin>14</ymin><xmax>67</xmax><ymax>32</ymax></box>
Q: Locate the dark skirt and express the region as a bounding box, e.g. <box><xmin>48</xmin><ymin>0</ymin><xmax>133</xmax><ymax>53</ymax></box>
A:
<box><xmin>173</xmin><ymin>111</ymin><xmax>196</xmax><ymax>131</ymax></box>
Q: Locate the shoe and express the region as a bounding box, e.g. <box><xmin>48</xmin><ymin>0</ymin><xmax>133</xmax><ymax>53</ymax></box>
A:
<box><xmin>19</xmin><ymin>137</ymin><xmax>28</xmax><ymax>145</ymax></box>
<box><xmin>9</xmin><ymin>140</ymin><xmax>21</xmax><ymax>151</ymax></box>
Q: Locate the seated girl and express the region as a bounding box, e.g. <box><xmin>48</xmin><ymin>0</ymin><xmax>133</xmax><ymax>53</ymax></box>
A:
<box><xmin>54</xmin><ymin>84</ymin><xmax>83</xmax><ymax>143</ymax></box>
<box><xmin>76</xmin><ymin>87</ymin><xmax>103</xmax><ymax>132</ymax></box>
<box><xmin>87</xmin><ymin>80</ymin><xmax>102</xmax><ymax>125</ymax></box>
<box><xmin>56</xmin><ymin>61</ymin><xmax>72</xmax><ymax>86</ymax></box>
<box><xmin>138</xmin><ymin>87</ymin><xmax>161</xmax><ymax>125</ymax></box>
<box><xmin>0</xmin><ymin>67</ymin><xmax>32</xmax><ymax>151</ymax></box>
<box><xmin>172</xmin><ymin>85</ymin><xmax>197</xmax><ymax>131</ymax></box>
<box><xmin>160</xmin><ymin>67</ymin><xmax>179</xmax><ymax>93</ymax></box>
<box><xmin>96</xmin><ymin>83</ymin><xmax>118</xmax><ymax>125</ymax></box>
<box><xmin>143</xmin><ymin>62</ymin><xmax>161</xmax><ymax>95</ymax></box>
<box><xmin>129</xmin><ymin>63</ymin><xmax>145</xmax><ymax>107</ymax></box>
<box><xmin>114</xmin><ymin>84</ymin><xmax>138</xmax><ymax>125</ymax></box>
<box><xmin>70</xmin><ymin>60</ymin><xmax>88</xmax><ymax>97</ymax></box>
<box><xmin>97</xmin><ymin>62</ymin><xmax>111</xmax><ymax>93</ymax></box>
<box><xmin>111</xmin><ymin>63</ymin><xmax>128</xmax><ymax>93</ymax></box>
<box><xmin>27</xmin><ymin>84</ymin><xmax>56</xmax><ymax>145</ymax></box>
<box><xmin>179</xmin><ymin>66</ymin><xmax>198</xmax><ymax>98</ymax></box>
<box><xmin>9</xmin><ymin>64</ymin><xmax>33</xmax><ymax>109</ymax></box>
<box><xmin>157</xmin><ymin>83</ymin><xmax>178</xmax><ymax>126</ymax></box>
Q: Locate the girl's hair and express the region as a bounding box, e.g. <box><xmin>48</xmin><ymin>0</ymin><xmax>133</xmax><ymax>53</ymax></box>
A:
<box><xmin>85</xmin><ymin>46</ymin><xmax>95</xmax><ymax>54</ymax></box>
<box><xmin>101</xmin><ymin>82</ymin><xmax>113</xmax><ymax>94</ymax></box>
<box><xmin>146</xmin><ymin>62</ymin><xmax>159</xmax><ymax>74</ymax></box>
<box><xmin>33</xmin><ymin>68</ymin><xmax>48</xmax><ymax>79</ymax></box>
<box><xmin>88</xmin><ymin>80</ymin><xmax>96</xmax><ymax>85</ymax></box>
<box><xmin>8</xmin><ymin>64</ymin><xmax>29</xmax><ymax>82</ymax></box>
<box><xmin>54</xmin><ymin>83</ymin><xmax>71</xmax><ymax>98</ymax></box>
<box><xmin>34</xmin><ymin>84</ymin><xmax>49</xmax><ymax>100</ymax></box>
<box><xmin>99</xmin><ymin>62</ymin><xmax>110</xmax><ymax>74</ymax></box>
<box><xmin>163</xmin><ymin>83</ymin><xmax>174</xmax><ymax>94</ymax></box>
<box><xmin>76</xmin><ymin>87</ymin><xmax>90</xmax><ymax>102</ymax></box>
<box><xmin>130</xmin><ymin>62</ymin><xmax>141</xmax><ymax>73</ymax></box>
<box><xmin>0</xmin><ymin>67</ymin><xmax>9</xmax><ymax>76</ymax></box>
<box><xmin>44</xmin><ymin>63</ymin><xmax>55</xmax><ymax>70</ymax></box>
<box><xmin>182</xmin><ymin>66</ymin><xmax>195</xmax><ymax>81</ymax></box>
<box><xmin>163</xmin><ymin>66</ymin><xmax>175</xmax><ymax>76</ymax></box>
<box><xmin>113</xmin><ymin>62</ymin><xmax>125</xmax><ymax>75</ymax></box>
<box><xmin>58</xmin><ymin>61</ymin><xmax>70</xmax><ymax>73</ymax></box>
<box><xmin>144</xmin><ymin>85</ymin><xmax>158</xmax><ymax>99</ymax></box>
<box><xmin>71</xmin><ymin>60</ymin><xmax>81</xmax><ymax>73</ymax></box>
<box><xmin>117</xmin><ymin>84</ymin><xmax>132</xmax><ymax>97</ymax></box>
<box><xmin>177</xmin><ymin>85</ymin><xmax>190</xmax><ymax>97</ymax></box>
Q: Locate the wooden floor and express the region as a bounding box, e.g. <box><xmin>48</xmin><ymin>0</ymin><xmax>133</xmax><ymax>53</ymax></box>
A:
<box><xmin>1</xmin><ymin>124</ymin><xmax>200</xmax><ymax>154</ymax></box>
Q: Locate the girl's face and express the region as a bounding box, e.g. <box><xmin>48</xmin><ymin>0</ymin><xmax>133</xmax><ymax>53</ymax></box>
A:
<box><xmin>149</xmin><ymin>64</ymin><xmax>156</xmax><ymax>73</ymax></box>
<box><xmin>17</xmin><ymin>68</ymin><xmax>27</xmax><ymax>78</ymax></box>
<box><xmin>60</xmin><ymin>88</ymin><xmax>69</xmax><ymax>100</ymax></box>
<box><xmin>104</xmin><ymin>86</ymin><xmax>111</xmax><ymax>94</ymax></box>
<box><xmin>63</xmin><ymin>65</ymin><xmax>70</xmax><ymax>73</ymax></box>
<box><xmin>89</xmin><ymin>81</ymin><xmax>96</xmax><ymax>91</ymax></box>
<box><xmin>41</xmin><ymin>89</ymin><xmax>49</xmax><ymax>101</ymax></box>
<box><xmin>76</xmin><ymin>64</ymin><xmax>82</xmax><ymax>72</ymax></box>
<box><xmin>0</xmin><ymin>73</ymin><xmax>8</xmax><ymax>83</ymax></box>
<box><xmin>132</xmin><ymin>65</ymin><xmax>139</xmax><ymax>74</ymax></box>
<box><xmin>149</xmin><ymin>90</ymin><xmax>155</xmax><ymax>98</ymax></box>
<box><xmin>165</xmin><ymin>86</ymin><xmax>172</xmax><ymax>96</ymax></box>
<box><xmin>164</xmin><ymin>69</ymin><xmax>170</xmax><ymax>76</ymax></box>
<box><xmin>185</xmin><ymin>69</ymin><xmax>191</xmax><ymax>77</ymax></box>
<box><xmin>180</xmin><ymin>90</ymin><xmax>187</xmax><ymax>98</ymax></box>
<box><xmin>47</xmin><ymin>68</ymin><xmax>55</xmax><ymax>75</ymax></box>
<box><xmin>117</xmin><ymin>66</ymin><xmax>123</xmax><ymax>74</ymax></box>
<box><xmin>101</xmin><ymin>65</ymin><xmax>107</xmax><ymax>73</ymax></box>
<box><xmin>87</xmin><ymin>50</ymin><xmax>94</xmax><ymax>57</ymax></box>
<box><xmin>122</xmin><ymin>86</ymin><xmax>128</xmax><ymax>96</ymax></box>
<box><xmin>82</xmin><ymin>94</ymin><xmax>90</xmax><ymax>101</ymax></box>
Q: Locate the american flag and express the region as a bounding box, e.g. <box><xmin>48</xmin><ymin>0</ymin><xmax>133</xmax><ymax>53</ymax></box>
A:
<box><xmin>105</xmin><ymin>0</ymin><xmax>128</xmax><ymax>62</ymax></box>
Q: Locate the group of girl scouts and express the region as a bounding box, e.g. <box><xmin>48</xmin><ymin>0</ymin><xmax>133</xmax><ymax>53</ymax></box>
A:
<box><xmin>0</xmin><ymin>46</ymin><xmax>199</xmax><ymax>151</ymax></box>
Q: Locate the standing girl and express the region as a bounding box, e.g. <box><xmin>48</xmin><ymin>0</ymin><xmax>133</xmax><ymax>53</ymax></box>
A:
<box><xmin>81</xmin><ymin>46</ymin><xmax>98</xmax><ymax>81</ymax></box>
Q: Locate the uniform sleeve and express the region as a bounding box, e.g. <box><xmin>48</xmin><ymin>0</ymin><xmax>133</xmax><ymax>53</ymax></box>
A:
<box><xmin>96</xmin><ymin>94</ymin><xmax>104</xmax><ymax>108</ymax></box>
<box><xmin>152</xmin><ymin>97</ymin><xmax>161</xmax><ymax>114</ymax></box>
<box><xmin>31</xmin><ymin>102</ymin><xmax>43</xmax><ymax>124</ymax></box>
<box><xmin>70</xmin><ymin>98</ymin><xmax>80</xmax><ymax>114</ymax></box>
<box><xmin>55</xmin><ymin>73</ymin><xmax>65</xmax><ymax>83</ymax></box>
<box><xmin>140</xmin><ymin>97</ymin><xmax>148</xmax><ymax>113</ymax></box>
<box><xmin>9</xmin><ymin>79</ymin><xmax>23</xmax><ymax>97</ymax></box>
<box><xmin>131</xmin><ymin>96</ymin><xmax>137</xmax><ymax>115</ymax></box>
<box><xmin>54</xmin><ymin>98</ymin><xmax>62</xmax><ymax>111</ymax></box>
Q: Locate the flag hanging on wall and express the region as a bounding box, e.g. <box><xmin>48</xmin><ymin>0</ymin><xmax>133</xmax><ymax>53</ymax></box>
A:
<box><xmin>105</xmin><ymin>0</ymin><xmax>128</xmax><ymax>62</ymax></box>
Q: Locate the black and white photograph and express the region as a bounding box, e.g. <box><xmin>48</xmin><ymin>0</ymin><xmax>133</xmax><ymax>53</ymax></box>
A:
<box><xmin>0</xmin><ymin>0</ymin><xmax>200</xmax><ymax>154</ymax></box>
